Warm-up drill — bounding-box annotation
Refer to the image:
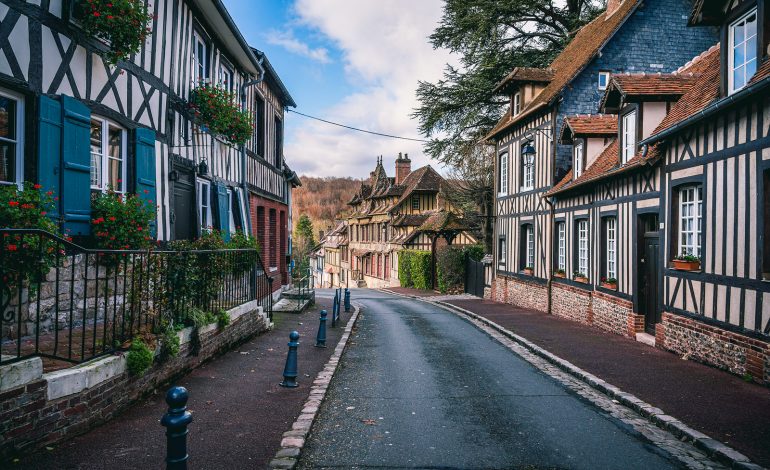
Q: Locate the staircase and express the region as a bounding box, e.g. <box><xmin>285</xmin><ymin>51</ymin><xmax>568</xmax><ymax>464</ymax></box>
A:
<box><xmin>273</xmin><ymin>276</ymin><xmax>315</xmax><ymax>314</ymax></box>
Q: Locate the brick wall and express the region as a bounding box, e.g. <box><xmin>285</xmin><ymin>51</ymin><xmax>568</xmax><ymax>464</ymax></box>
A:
<box><xmin>0</xmin><ymin>305</ymin><xmax>269</xmax><ymax>458</ymax></box>
<box><xmin>657</xmin><ymin>312</ymin><xmax>770</xmax><ymax>384</ymax></box>
<box><xmin>491</xmin><ymin>275</ymin><xmax>548</xmax><ymax>312</ymax></box>
<box><xmin>592</xmin><ymin>291</ymin><xmax>641</xmax><ymax>337</ymax></box>
<box><xmin>249</xmin><ymin>193</ymin><xmax>288</xmax><ymax>288</ymax></box>
<box><xmin>552</xmin><ymin>283</ymin><xmax>592</xmax><ymax>325</ymax></box>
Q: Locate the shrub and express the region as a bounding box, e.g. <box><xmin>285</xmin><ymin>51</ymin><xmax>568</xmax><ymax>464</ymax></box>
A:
<box><xmin>77</xmin><ymin>0</ymin><xmax>154</xmax><ymax>65</ymax></box>
<box><xmin>91</xmin><ymin>191</ymin><xmax>155</xmax><ymax>251</ymax></box>
<box><xmin>436</xmin><ymin>245</ymin><xmax>485</xmax><ymax>293</ymax></box>
<box><xmin>126</xmin><ymin>338</ymin><xmax>154</xmax><ymax>376</ymax></box>
<box><xmin>216</xmin><ymin>309</ymin><xmax>231</xmax><ymax>329</ymax></box>
<box><xmin>160</xmin><ymin>327</ymin><xmax>180</xmax><ymax>359</ymax></box>
<box><xmin>189</xmin><ymin>83</ymin><xmax>253</xmax><ymax>146</ymax></box>
<box><xmin>398</xmin><ymin>251</ymin><xmax>413</xmax><ymax>287</ymax></box>
<box><xmin>407</xmin><ymin>250</ymin><xmax>432</xmax><ymax>290</ymax></box>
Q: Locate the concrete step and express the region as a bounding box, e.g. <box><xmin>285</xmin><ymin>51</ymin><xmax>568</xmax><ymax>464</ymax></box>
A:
<box><xmin>282</xmin><ymin>288</ymin><xmax>316</xmax><ymax>300</ymax></box>
<box><xmin>273</xmin><ymin>293</ymin><xmax>315</xmax><ymax>314</ymax></box>
<box><xmin>635</xmin><ymin>332</ymin><xmax>656</xmax><ymax>347</ymax></box>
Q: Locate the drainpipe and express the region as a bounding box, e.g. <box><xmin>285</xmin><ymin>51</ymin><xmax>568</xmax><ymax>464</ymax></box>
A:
<box><xmin>544</xmin><ymin>195</ymin><xmax>555</xmax><ymax>316</ymax></box>
<box><xmin>239</xmin><ymin>56</ymin><xmax>266</xmax><ymax>235</ymax></box>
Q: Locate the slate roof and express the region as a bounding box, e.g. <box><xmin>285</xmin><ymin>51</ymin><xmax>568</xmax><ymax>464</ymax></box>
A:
<box><xmin>493</xmin><ymin>67</ymin><xmax>555</xmax><ymax>94</ymax></box>
<box><xmin>560</xmin><ymin>114</ymin><xmax>618</xmax><ymax>143</ymax></box>
<box><xmin>486</xmin><ymin>0</ymin><xmax>642</xmax><ymax>140</ymax></box>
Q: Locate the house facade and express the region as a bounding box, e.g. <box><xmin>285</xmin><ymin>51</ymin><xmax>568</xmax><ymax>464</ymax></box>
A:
<box><xmin>314</xmin><ymin>221</ymin><xmax>349</xmax><ymax>288</ymax></box>
<box><xmin>346</xmin><ymin>154</ymin><xmax>477</xmax><ymax>288</ymax></box>
<box><xmin>0</xmin><ymin>0</ymin><xmax>297</xmax><ymax>290</ymax></box>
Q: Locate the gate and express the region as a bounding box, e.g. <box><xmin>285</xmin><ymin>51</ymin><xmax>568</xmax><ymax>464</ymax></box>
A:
<box><xmin>464</xmin><ymin>255</ymin><xmax>485</xmax><ymax>297</ymax></box>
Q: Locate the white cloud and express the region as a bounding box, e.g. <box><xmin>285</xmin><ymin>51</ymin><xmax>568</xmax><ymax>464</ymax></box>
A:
<box><xmin>265</xmin><ymin>30</ymin><xmax>332</xmax><ymax>64</ymax></box>
<box><xmin>284</xmin><ymin>0</ymin><xmax>456</xmax><ymax>178</ymax></box>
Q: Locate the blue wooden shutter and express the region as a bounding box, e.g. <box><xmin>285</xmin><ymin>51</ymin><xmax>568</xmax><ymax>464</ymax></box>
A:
<box><xmin>215</xmin><ymin>182</ymin><xmax>230</xmax><ymax>241</ymax></box>
<box><xmin>38</xmin><ymin>96</ymin><xmax>62</xmax><ymax>220</ymax></box>
<box><xmin>61</xmin><ymin>96</ymin><xmax>91</xmax><ymax>235</ymax></box>
<box><xmin>134</xmin><ymin>127</ymin><xmax>157</xmax><ymax>236</ymax></box>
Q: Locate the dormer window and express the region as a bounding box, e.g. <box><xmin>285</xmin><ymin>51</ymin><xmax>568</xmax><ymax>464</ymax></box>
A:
<box><xmin>513</xmin><ymin>92</ymin><xmax>521</xmax><ymax>116</ymax></box>
<box><xmin>598</xmin><ymin>71</ymin><xmax>610</xmax><ymax>91</ymax></box>
<box><xmin>621</xmin><ymin>110</ymin><xmax>637</xmax><ymax>163</ymax></box>
<box><xmin>728</xmin><ymin>8</ymin><xmax>757</xmax><ymax>95</ymax></box>
<box><xmin>574</xmin><ymin>141</ymin><xmax>584</xmax><ymax>179</ymax></box>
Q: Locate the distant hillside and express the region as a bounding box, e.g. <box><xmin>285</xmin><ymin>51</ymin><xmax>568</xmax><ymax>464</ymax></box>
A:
<box><xmin>292</xmin><ymin>176</ymin><xmax>362</xmax><ymax>237</ymax></box>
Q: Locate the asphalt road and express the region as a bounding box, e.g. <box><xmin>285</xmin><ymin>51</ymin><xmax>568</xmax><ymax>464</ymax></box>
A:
<box><xmin>299</xmin><ymin>290</ymin><xmax>683</xmax><ymax>470</ymax></box>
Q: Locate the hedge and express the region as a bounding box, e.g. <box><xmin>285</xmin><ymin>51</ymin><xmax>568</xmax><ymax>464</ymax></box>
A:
<box><xmin>436</xmin><ymin>244</ymin><xmax>485</xmax><ymax>294</ymax></box>
<box><xmin>398</xmin><ymin>250</ymin><xmax>431</xmax><ymax>290</ymax></box>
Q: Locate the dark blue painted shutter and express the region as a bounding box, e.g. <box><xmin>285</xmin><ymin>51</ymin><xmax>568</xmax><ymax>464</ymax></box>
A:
<box><xmin>215</xmin><ymin>182</ymin><xmax>230</xmax><ymax>241</ymax></box>
<box><xmin>61</xmin><ymin>96</ymin><xmax>91</xmax><ymax>235</ymax></box>
<box><xmin>134</xmin><ymin>127</ymin><xmax>157</xmax><ymax>236</ymax></box>
<box><xmin>38</xmin><ymin>96</ymin><xmax>62</xmax><ymax>220</ymax></box>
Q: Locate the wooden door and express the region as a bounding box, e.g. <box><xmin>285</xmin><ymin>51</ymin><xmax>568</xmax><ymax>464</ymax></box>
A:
<box><xmin>172</xmin><ymin>168</ymin><xmax>195</xmax><ymax>240</ymax></box>
<box><xmin>639</xmin><ymin>235</ymin><xmax>660</xmax><ymax>334</ymax></box>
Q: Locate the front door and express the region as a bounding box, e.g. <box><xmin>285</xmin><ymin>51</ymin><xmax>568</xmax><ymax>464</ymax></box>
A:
<box><xmin>639</xmin><ymin>234</ymin><xmax>660</xmax><ymax>334</ymax></box>
<box><xmin>172</xmin><ymin>167</ymin><xmax>195</xmax><ymax>240</ymax></box>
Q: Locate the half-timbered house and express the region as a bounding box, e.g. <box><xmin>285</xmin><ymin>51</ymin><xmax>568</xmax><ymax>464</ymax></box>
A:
<box><xmin>346</xmin><ymin>154</ymin><xmax>476</xmax><ymax>288</ymax></box>
<box><xmin>0</xmin><ymin>0</ymin><xmax>298</xmax><ymax>292</ymax></box>
<box><xmin>486</xmin><ymin>0</ymin><xmax>717</xmax><ymax>312</ymax></box>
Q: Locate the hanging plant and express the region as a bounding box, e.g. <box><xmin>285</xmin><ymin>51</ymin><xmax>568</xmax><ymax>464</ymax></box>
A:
<box><xmin>189</xmin><ymin>83</ymin><xmax>254</xmax><ymax>146</ymax></box>
<box><xmin>77</xmin><ymin>0</ymin><xmax>155</xmax><ymax>65</ymax></box>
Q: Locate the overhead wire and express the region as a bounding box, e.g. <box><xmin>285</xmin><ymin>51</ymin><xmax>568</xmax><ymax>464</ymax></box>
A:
<box><xmin>286</xmin><ymin>109</ymin><xmax>430</xmax><ymax>143</ymax></box>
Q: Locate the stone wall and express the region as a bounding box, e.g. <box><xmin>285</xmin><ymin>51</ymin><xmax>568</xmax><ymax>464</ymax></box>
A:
<box><xmin>551</xmin><ymin>283</ymin><xmax>592</xmax><ymax>324</ymax></box>
<box><xmin>656</xmin><ymin>312</ymin><xmax>770</xmax><ymax>384</ymax></box>
<box><xmin>490</xmin><ymin>275</ymin><xmax>548</xmax><ymax>313</ymax></box>
<box><xmin>0</xmin><ymin>301</ymin><xmax>269</xmax><ymax>458</ymax></box>
<box><xmin>592</xmin><ymin>291</ymin><xmax>640</xmax><ymax>337</ymax></box>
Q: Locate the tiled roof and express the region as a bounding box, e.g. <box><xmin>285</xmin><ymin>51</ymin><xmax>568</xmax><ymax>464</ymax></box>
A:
<box><xmin>493</xmin><ymin>67</ymin><xmax>554</xmax><ymax>93</ymax></box>
<box><xmin>560</xmin><ymin>114</ymin><xmax>618</xmax><ymax>142</ymax></box>
<box><xmin>611</xmin><ymin>73</ymin><xmax>697</xmax><ymax>96</ymax></box>
<box><xmin>416</xmin><ymin>210</ymin><xmax>468</xmax><ymax>233</ymax></box>
<box><xmin>486</xmin><ymin>0</ymin><xmax>642</xmax><ymax>140</ymax></box>
<box><xmin>388</xmin><ymin>165</ymin><xmax>444</xmax><ymax>212</ymax></box>
<box><xmin>391</xmin><ymin>214</ymin><xmax>428</xmax><ymax>227</ymax></box>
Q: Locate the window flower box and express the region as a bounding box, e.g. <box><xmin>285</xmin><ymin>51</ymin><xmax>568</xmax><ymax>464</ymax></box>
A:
<box><xmin>522</xmin><ymin>266</ymin><xmax>533</xmax><ymax>276</ymax></box>
<box><xmin>75</xmin><ymin>0</ymin><xmax>154</xmax><ymax>65</ymax></box>
<box><xmin>189</xmin><ymin>83</ymin><xmax>254</xmax><ymax>146</ymax></box>
<box><xmin>554</xmin><ymin>269</ymin><xmax>566</xmax><ymax>278</ymax></box>
<box><xmin>672</xmin><ymin>254</ymin><xmax>700</xmax><ymax>271</ymax></box>
<box><xmin>600</xmin><ymin>277</ymin><xmax>617</xmax><ymax>290</ymax></box>
<box><xmin>573</xmin><ymin>272</ymin><xmax>589</xmax><ymax>284</ymax></box>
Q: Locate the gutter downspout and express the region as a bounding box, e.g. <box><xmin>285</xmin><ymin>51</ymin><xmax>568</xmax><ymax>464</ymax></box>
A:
<box><xmin>239</xmin><ymin>56</ymin><xmax>266</xmax><ymax>235</ymax></box>
<box><xmin>546</xmin><ymin>102</ymin><xmax>560</xmax><ymax>316</ymax></box>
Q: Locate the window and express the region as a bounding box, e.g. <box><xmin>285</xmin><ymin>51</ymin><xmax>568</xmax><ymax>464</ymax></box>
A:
<box><xmin>227</xmin><ymin>188</ymin><xmax>236</xmax><ymax>234</ymax></box>
<box><xmin>678</xmin><ymin>185</ymin><xmax>702</xmax><ymax>257</ymax></box>
<box><xmin>557</xmin><ymin>222</ymin><xmax>566</xmax><ymax>271</ymax></box>
<box><xmin>498</xmin><ymin>236</ymin><xmax>507</xmax><ymax>268</ymax></box>
<box><xmin>728</xmin><ymin>9</ymin><xmax>757</xmax><ymax>94</ymax></box>
<box><xmin>576</xmin><ymin>220</ymin><xmax>588</xmax><ymax>277</ymax></box>
<box><xmin>0</xmin><ymin>89</ymin><xmax>23</xmax><ymax>187</ymax></box>
<box><xmin>274</xmin><ymin>116</ymin><xmax>283</xmax><ymax>167</ymax></box>
<box><xmin>574</xmin><ymin>141</ymin><xmax>584</xmax><ymax>179</ymax></box>
<box><xmin>598</xmin><ymin>71</ymin><xmax>610</xmax><ymax>90</ymax></box>
<box><xmin>764</xmin><ymin>171</ymin><xmax>770</xmax><ymax>279</ymax></box>
<box><xmin>254</xmin><ymin>94</ymin><xmax>265</xmax><ymax>156</ymax></box>
<box><xmin>521</xmin><ymin>143</ymin><xmax>535</xmax><ymax>190</ymax></box>
<box><xmin>605</xmin><ymin>217</ymin><xmax>617</xmax><ymax>279</ymax></box>
<box><xmin>522</xmin><ymin>224</ymin><xmax>534</xmax><ymax>269</ymax></box>
<box><xmin>411</xmin><ymin>195</ymin><xmax>419</xmax><ymax>210</ymax></box>
<box><xmin>192</xmin><ymin>31</ymin><xmax>208</xmax><ymax>84</ymax></box>
<box><xmin>90</xmin><ymin>117</ymin><xmax>126</xmax><ymax>193</ymax></box>
<box><xmin>513</xmin><ymin>92</ymin><xmax>521</xmax><ymax>116</ymax></box>
<box><xmin>197</xmin><ymin>179</ymin><xmax>212</xmax><ymax>231</ymax></box>
<box><xmin>621</xmin><ymin>110</ymin><xmax>637</xmax><ymax>163</ymax></box>
<box><xmin>219</xmin><ymin>63</ymin><xmax>233</xmax><ymax>92</ymax></box>
<box><xmin>498</xmin><ymin>152</ymin><xmax>509</xmax><ymax>195</ymax></box>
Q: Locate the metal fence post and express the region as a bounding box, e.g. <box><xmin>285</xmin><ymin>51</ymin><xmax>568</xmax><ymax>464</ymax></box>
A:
<box><xmin>267</xmin><ymin>277</ymin><xmax>274</xmax><ymax>322</ymax></box>
<box><xmin>161</xmin><ymin>386</ymin><xmax>193</xmax><ymax>470</ymax></box>
<box><xmin>344</xmin><ymin>288</ymin><xmax>350</xmax><ymax>312</ymax></box>
<box><xmin>315</xmin><ymin>310</ymin><xmax>327</xmax><ymax>348</ymax></box>
<box><xmin>280</xmin><ymin>331</ymin><xmax>300</xmax><ymax>388</ymax></box>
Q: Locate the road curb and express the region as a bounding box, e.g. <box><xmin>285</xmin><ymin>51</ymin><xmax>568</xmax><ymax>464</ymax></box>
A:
<box><xmin>379</xmin><ymin>289</ymin><xmax>761</xmax><ymax>470</ymax></box>
<box><xmin>268</xmin><ymin>303</ymin><xmax>362</xmax><ymax>470</ymax></box>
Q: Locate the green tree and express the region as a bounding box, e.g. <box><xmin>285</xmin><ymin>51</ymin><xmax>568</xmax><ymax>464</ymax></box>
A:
<box><xmin>294</xmin><ymin>214</ymin><xmax>316</xmax><ymax>275</ymax></box>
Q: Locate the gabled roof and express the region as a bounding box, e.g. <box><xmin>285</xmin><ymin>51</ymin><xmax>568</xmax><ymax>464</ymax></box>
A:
<box><xmin>253</xmin><ymin>49</ymin><xmax>296</xmax><ymax>107</ymax></box>
<box><xmin>195</xmin><ymin>0</ymin><xmax>264</xmax><ymax>75</ymax></box>
<box><xmin>493</xmin><ymin>67</ymin><xmax>554</xmax><ymax>94</ymax></box>
<box><xmin>600</xmin><ymin>73</ymin><xmax>698</xmax><ymax>111</ymax></box>
<box><xmin>560</xmin><ymin>114</ymin><xmax>618</xmax><ymax>144</ymax></box>
<box><xmin>391</xmin><ymin>214</ymin><xmax>428</xmax><ymax>227</ymax></box>
<box><xmin>486</xmin><ymin>0</ymin><xmax>642</xmax><ymax>140</ymax></box>
<box><xmin>388</xmin><ymin>165</ymin><xmax>444</xmax><ymax>213</ymax></box>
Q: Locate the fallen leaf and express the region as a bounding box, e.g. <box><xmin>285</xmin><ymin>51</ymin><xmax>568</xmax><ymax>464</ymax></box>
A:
<box><xmin>361</xmin><ymin>419</ymin><xmax>377</xmax><ymax>425</ymax></box>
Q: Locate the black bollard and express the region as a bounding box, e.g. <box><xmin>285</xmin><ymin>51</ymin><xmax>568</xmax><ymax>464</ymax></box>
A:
<box><xmin>331</xmin><ymin>293</ymin><xmax>338</xmax><ymax>328</ymax></box>
<box><xmin>161</xmin><ymin>386</ymin><xmax>193</xmax><ymax>470</ymax></box>
<box><xmin>344</xmin><ymin>288</ymin><xmax>351</xmax><ymax>312</ymax></box>
<box><xmin>280</xmin><ymin>331</ymin><xmax>300</xmax><ymax>388</ymax></box>
<box><xmin>315</xmin><ymin>310</ymin><xmax>327</xmax><ymax>348</ymax></box>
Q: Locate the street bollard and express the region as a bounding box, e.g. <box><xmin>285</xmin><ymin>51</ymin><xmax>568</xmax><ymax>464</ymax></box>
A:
<box><xmin>315</xmin><ymin>310</ymin><xmax>327</xmax><ymax>348</ymax></box>
<box><xmin>331</xmin><ymin>293</ymin><xmax>338</xmax><ymax>328</ymax></box>
<box><xmin>161</xmin><ymin>386</ymin><xmax>193</xmax><ymax>470</ymax></box>
<box><xmin>344</xmin><ymin>288</ymin><xmax>351</xmax><ymax>312</ymax></box>
<box><xmin>280</xmin><ymin>331</ymin><xmax>300</xmax><ymax>388</ymax></box>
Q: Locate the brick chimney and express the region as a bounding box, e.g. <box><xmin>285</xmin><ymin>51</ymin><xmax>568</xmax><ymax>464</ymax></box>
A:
<box><xmin>606</xmin><ymin>0</ymin><xmax>623</xmax><ymax>17</ymax></box>
<box><xmin>395</xmin><ymin>152</ymin><xmax>411</xmax><ymax>185</ymax></box>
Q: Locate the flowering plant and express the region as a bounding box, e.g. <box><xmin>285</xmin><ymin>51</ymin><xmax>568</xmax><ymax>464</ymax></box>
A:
<box><xmin>673</xmin><ymin>253</ymin><xmax>700</xmax><ymax>262</ymax></box>
<box><xmin>0</xmin><ymin>183</ymin><xmax>62</xmax><ymax>289</ymax></box>
<box><xmin>189</xmin><ymin>83</ymin><xmax>254</xmax><ymax>146</ymax></box>
<box><xmin>90</xmin><ymin>191</ymin><xmax>155</xmax><ymax>251</ymax></box>
<box><xmin>77</xmin><ymin>0</ymin><xmax>154</xmax><ymax>65</ymax></box>
<box><xmin>601</xmin><ymin>277</ymin><xmax>617</xmax><ymax>284</ymax></box>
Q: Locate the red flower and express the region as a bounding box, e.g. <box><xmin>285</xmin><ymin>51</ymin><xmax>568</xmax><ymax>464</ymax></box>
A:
<box><xmin>137</xmin><ymin>226</ymin><xmax>143</xmax><ymax>231</ymax></box>
<box><xmin>109</xmin><ymin>216</ymin><xmax>116</xmax><ymax>222</ymax></box>
<box><xmin>41</xmin><ymin>211</ymin><xmax>47</xmax><ymax>216</ymax></box>
<box><xmin>8</xmin><ymin>201</ymin><xmax>19</xmax><ymax>207</ymax></box>
<box><xmin>33</xmin><ymin>184</ymin><xmax>42</xmax><ymax>189</ymax></box>
<box><xmin>93</xmin><ymin>11</ymin><xmax>100</xmax><ymax>17</ymax></box>
<box><xmin>7</xmin><ymin>244</ymin><xmax>17</xmax><ymax>251</ymax></box>
<box><xmin>46</xmin><ymin>191</ymin><xmax>54</xmax><ymax>196</ymax></box>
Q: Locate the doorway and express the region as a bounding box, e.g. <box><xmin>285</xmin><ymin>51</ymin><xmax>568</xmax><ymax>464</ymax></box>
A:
<box><xmin>637</xmin><ymin>213</ymin><xmax>660</xmax><ymax>334</ymax></box>
<box><xmin>172</xmin><ymin>167</ymin><xmax>195</xmax><ymax>240</ymax></box>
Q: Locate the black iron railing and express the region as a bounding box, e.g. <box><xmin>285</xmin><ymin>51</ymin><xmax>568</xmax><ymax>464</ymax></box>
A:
<box><xmin>0</xmin><ymin>229</ymin><xmax>273</xmax><ymax>367</ymax></box>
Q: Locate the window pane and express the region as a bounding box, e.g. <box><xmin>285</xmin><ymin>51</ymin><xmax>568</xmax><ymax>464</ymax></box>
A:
<box><xmin>734</xmin><ymin>44</ymin><xmax>745</xmax><ymax>67</ymax></box>
<box><xmin>747</xmin><ymin>58</ymin><xmax>757</xmax><ymax>78</ymax></box>
<box><xmin>108</xmin><ymin>126</ymin><xmax>122</xmax><ymax>159</ymax></box>
<box><xmin>733</xmin><ymin>21</ymin><xmax>744</xmax><ymax>45</ymax></box>
<box><xmin>108</xmin><ymin>158</ymin><xmax>121</xmax><ymax>191</ymax></box>
<box><xmin>746</xmin><ymin>13</ymin><xmax>756</xmax><ymax>38</ymax></box>
<box><xmin>0</xmin><ymin>96</ymin><xmax>16</xmax><ymax>140</ymax></box>
<box><xmin>0</xmin><ymin>141</ymin><xmax>16</xmax><ymax>183</ymax></box>
<box><xmin>734</xmin><ymin>65</ymin><xmax>746</xmax><ymax>90</ymax></box>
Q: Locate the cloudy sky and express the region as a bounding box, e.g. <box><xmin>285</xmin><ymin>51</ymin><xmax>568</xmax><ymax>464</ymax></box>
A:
<box><xmin>221</xmin><ymin>0</ymin><xmax>454</xmax><ymax>178</ymax></box>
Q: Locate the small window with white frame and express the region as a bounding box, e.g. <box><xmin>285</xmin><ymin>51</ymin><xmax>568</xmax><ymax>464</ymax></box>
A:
<box><xmin>621</xmin><ymin>110</ymin><xmax>637</xmax><ymax>163</ymax></box>
<box><xmin>521</xmin><ymin>142</ymin><xmax>535</xmax><ymax>190</ymax></box>
<box><xmin>498</xmin><ymin>236</ymin><xmax>507</xmax><ymax>268</ymax></box>
<box><xmin>678</xmin><ymin>185</ymin><xmax>702</xmax><ymax>257</ymax></box>
<box><xmin>557</xmin><ymin>221</ymin><xmax>566</xmax><ymax>272</ymax></box>
<box><xmin>0</xmin><ymin>88</ymin><xmax>24</xmax><ymax>188</ymax></box>
<box><xmin>192</xmin><ymin>31</ymin><xmax>208</xmax><ymax>85</ymax></box>
<box><xmin>512</xmin><ymin>92</ymin><xmax>521</xmax><ymax>116</ymax></box>
<box><xmin>574</xmin><ymin>141</ymin><xmax>584</xmax><ymax>179</ymax></box>
<box><xmin>498</xmin><ymin>151</ymin><xmax>509</xmax><ymax>195</ymax></box>
<box><xmin>90</xmin><ymin>117</ymin><xmax>126</xmax><ymax>193</ymax></box>
<box><xmin>219</xmin><ymin>62</ymin><xmax>234</xmax><ymax>92</ymax></box>
<box><xmin>576</xmin><ymin>219</ymin><xmax>589</xmax><ymax>278</ymax></box>
<box><xmin>523</xmin><ymin>224</ymin><xmax>535</xmax><ymax>269</ymax></box>
<box><xmin>728</xmin><ymin>8</ymin><xmax>757</xmax><ymax>94</ymax></box>
<box><xmin>197</xmin><ymin>179</ymin><xmax>212</xmax><ymax>231</ymax></box>
<box><xmin>598</xmin><ymin>71</ymin><xmax>610</xmax><ymax>90</ymax></box>
<box><xmin>605</xmin><ymin>217</ymin><xmax>617</xmax><ymax>280</ymax></box>
<box><xmin>226</xmin><ymin>188</ymin><xmax>236</xmax><ymax>234</ymax></box>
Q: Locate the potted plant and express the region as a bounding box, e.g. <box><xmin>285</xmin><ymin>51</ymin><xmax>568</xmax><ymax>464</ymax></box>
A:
<box><xmin>189</xmin><ymin>83</ymin><xmax>254</xmax><ymax>146</ymax></box>
<box><xmin>76</xmin><ymin>0</ymin><xmax>155</xmax><ymax>65</ymax></box>
<box><xmin>573</xmin><ymin>271</ymin><xmax>589</xmax><ymax>283</ymax></box>
<box><xmin>554</xmin><ymin>268</ymin><xmax>566</xmax><ymax>278</ymax></box>
<box><xmin>600</xmin><ymin>277</ymin><xmax>617</xmax><ymax>290</ymax></box>
<box><xmin>522</xmin><ymin>266</ymin><xmax>534</xmax><ymax>275</ymax></box>
<box><xmin>672</xmin><ymin>253</ymin><xmax>701</xmax><ymax>271</ymax></box>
